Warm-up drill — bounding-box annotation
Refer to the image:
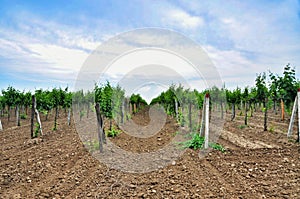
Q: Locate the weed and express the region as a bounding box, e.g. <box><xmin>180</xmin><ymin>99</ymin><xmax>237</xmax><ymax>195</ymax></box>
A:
<box><xmin>20</xmin><ymin>113</ymin><xmax>27</xmax><ymax>119</ymax></box>
<box><xmin>238</xmin><ymin>125</ymin><xmax>247</xmax><ymax>129</ymax></box>
<box><xmin>41</xmin><ymin>110</ymin><xmax>48</xmax><ymax>116</ymax></box>
<box><xmin>209</xmin><ymin>143</ymin><xmax>226</xmax><ymax>153</ymax></box>
<box><xmin>178</xmin><ymin>133</ymin><xmax>226</xmax><ymax>152</ymax></box>
<box><xmin>179</xmin><ymin>133</ymin><xmax>205</xmax><ymax>150</ymax></box>
<box><xmin>269</xmin><ymin>125</ymin><xmax>275</xmax><ymax>133</ymax></box>
<box><xmin>34</xmin><ymin>122</ymin><xmax>40</xmax><ymax>137</ymax></box>
<box><xmin>107</xmin><ymin>126</ymin><xmax>121</xmax><ymax>137</ymax></box>
<box><xmin>126</xmin><ymin>113</ymin><xmax>132</xmax><ymax>120</ymax></box>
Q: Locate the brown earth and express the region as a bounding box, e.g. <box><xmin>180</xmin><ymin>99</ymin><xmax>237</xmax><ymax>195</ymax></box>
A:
<box><xmin>0</xmin><ymin>108</ymin><xmax>300</xmax><ymax>199</ymax></box>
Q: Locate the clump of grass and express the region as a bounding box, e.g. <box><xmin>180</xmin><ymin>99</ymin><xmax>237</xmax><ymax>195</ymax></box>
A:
<box><xmin>209</xmin><ymin>143</ymin><xmax>226</xmax><ymax>153</ymax></box>
<box><xmin>107</xmin><ymin>126</ymin><xmax>121</xmax><ymax>137</ymax></box>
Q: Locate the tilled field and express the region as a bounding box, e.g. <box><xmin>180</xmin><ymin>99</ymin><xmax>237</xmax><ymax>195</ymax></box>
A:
<box><xmin>0</xmin><ymin>109</ymin><xmax>300</xmax><ymax>198</ymax></box>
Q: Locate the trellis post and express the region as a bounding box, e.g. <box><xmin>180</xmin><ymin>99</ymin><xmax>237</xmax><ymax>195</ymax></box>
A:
<box><xmin>204</xmin><ymin>93</ymin><xmax>210</xmax><ymax>149</ymax></box>
<box><xmin>287</xmin><ymin>88</ymin><xmax>300</xmax><ymax>142</ymax></box>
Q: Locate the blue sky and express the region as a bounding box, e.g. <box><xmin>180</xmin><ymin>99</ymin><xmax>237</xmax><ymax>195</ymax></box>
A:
<box><xmin>0</xmin><ymin>0</ymin><xmax>299</xmax><ymax>96</ymax></box>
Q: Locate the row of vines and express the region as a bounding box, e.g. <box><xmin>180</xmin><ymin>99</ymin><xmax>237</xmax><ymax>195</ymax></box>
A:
<box><xmin>0</xmin><ymin>64</ymin><xmax>299</xmax><ymax>143</ymax></box>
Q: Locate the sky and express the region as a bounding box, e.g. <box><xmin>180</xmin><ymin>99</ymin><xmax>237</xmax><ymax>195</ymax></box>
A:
<box><xmin>0</xmin><ymin>0</ymin><xmax>299</xmax><ymax>102</ymax></box>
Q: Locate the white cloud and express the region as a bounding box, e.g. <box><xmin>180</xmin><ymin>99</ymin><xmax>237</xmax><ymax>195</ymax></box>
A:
<box><xmin>203</xmin><ymin>45</ymin><xmax>261</xmax><ymax>88</ymax></box>
<box><xmin>25</xmin><ymin>43</ymin><xmax>89</xmax><ymax>71</ymax></box>
<box><xmin>162</xmin><ymin>8</ymin><xmax>204</xmax><ymax>29</ymax></box>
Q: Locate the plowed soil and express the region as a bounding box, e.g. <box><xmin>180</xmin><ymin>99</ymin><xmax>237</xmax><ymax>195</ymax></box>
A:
<box><xmin>1</xmin><ymin>108</ymin><xmax>300</xmax><ymax>199</ymax></box>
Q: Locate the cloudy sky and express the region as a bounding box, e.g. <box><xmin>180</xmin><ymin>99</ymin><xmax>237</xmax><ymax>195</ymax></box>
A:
<box><xmin>0</xmin><ymin>0</ymin><xmax>299</xmax><ymax>99</ymax></box>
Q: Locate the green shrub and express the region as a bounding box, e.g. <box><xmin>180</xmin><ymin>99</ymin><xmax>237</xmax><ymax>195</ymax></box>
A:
<box><xmin>107</xmin><ymin>126</ymin><xmax>121</xmax><ymax>137</ymax></box>
<box><xmin>180</xmin><ymin>133</ymin><xmax>205</xmax><ymax>149</ymax></box>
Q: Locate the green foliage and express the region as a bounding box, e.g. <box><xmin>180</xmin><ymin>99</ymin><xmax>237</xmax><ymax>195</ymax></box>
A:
<box><xmin>107</xmin><ymin>126</ymin><xmax>121</xmax><ymax>137</ymax></box>
<box><xmin>270</xmin><ymin>64</ymin><xmax>297</xmax><ymax>109</ymax></box>
<box><xmin>112</xmin><ymin>85</ymin><xmax>125</xmax><ymax>118</ymax></box>
<box><xmin>80</xmin><ymin>110</ymin><xmax>85</xmax><ymax>118</ymax></box>
<box><xmin>0</xmin><ymin>95</ymin><xmax>5</xmax><ymax>111</ymax></box>
<box><xmin>255</xmin><ymin>72</ymin><xmax>268</xmax><ymax>103</ymax></box>
<box><xmin>269</xmin><ymin>125</ymin><xmax>275</xmax><ymax>133</ymax></box>
<box><xmin>51</xmin><ymin>87</ymin><xmax>66</xmax><ymax>108</ymax></box>
<box><xmin>2</xmin><ymin>86</ymin><xmax>20</xmax><ymax>107</ymax></box>
<box><xmin>226</xmin><ymin>87</ymin><xmax>242</xmax><ymax>105</ymax></box>
<box><xmin>180</xmin><ymin>133</ymin><xmax>205</xmax><ymax>150</ymax></box>
<box><xmin>126</xmin><ymin>113</ymin><xmax>132</xmax><ymax>120</ymax></box>
<box><xmin>35</xmin><ymin>89</ymin><xmax>53</xmax><ymax>112</ymax></box>
<box><xmin>63</xmin><ymin>91</ymin><xmax>73</xmax><ymax>109</ymax></box>
<box><xmin>242</xmin><ymin>87</ymin><xmax>249</xmax><ymax>103</ymax></box>
<box><xmin>72</xmin><ymin>90</ymin><xmax>85</xmax><ymax>105</ymax></box>
<box><xmin>95</xmin><ymin>81</ymin><xmax>113</xmax><ymax>119</ymax></box>
<box><xmin>179</xmin><ymin>133</ymin><xmax>226</xmax><ymax>152</ymax></box>
<box><xmin>130</xmin><ymin>93</ymin><xmax>147</xmax><ymax>113</ymax></box>
<box><xmin>34</xmin><ymin>122</ymin><xmax>40</xmax><ymax>137</ymax></box>
<box><xmin>20</xmin><ymin>113</ymin><xmax>27</xmax><ymax>119</ymax></box>
<box><xmin>238</xmin><ymin>124</ymin><xmax>247</xmax><ymax>129</ymax></box>
<box><xmin>178</xmin><ymin>110</ymin><xmax>184</xmax><ymax>126</ymax></box>
<box><xmin>209</xmin><ymin>143</ymin><xmax>226</xmax><ymax>153</ymax></box>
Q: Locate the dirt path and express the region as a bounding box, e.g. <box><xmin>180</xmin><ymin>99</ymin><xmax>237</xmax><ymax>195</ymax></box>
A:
<box><xmin>1</xmin><ymin>109</ymin><xmax>300</xmax><ymax>198</ymax></box>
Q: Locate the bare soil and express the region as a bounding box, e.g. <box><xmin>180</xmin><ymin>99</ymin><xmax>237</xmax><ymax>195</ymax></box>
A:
<box><xmin>0</xmin><ymin>108</ymin><xmax>300</xmax><ymax>198</ymax></box>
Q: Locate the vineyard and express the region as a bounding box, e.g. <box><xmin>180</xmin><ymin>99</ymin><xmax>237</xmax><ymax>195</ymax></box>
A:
<box><xmin>1</xmin><ymin>64</ymin><xmax>300</xmax><ymax>198</ymax></box>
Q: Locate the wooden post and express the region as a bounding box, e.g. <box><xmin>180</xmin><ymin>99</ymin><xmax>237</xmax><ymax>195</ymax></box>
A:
<box><xmin>188</xmin><ymin>102</ymin><xmax>192</xmax><ymax>131</ymax></box>
<box><xmin>67</xmin><ymin>108</ymin><xmax>71</xmax><ymax>126</ymax></box>
<box><xmin>263</xmin><ymin>98</ymin><xmax>268</xmax><ymax>131</ymax></box>
<box><xmin>287</xmin><ymin>89</ymin><xmax>300</xmax><ymax>142</ymax></box>
<box><xmin>121</xmin><ymin>100</ymin><xmax>124</xmax><ymax>124</ymax></box>
<box><xmin>7</xmin><ymin>106</ymin><xmax>10</xmax><ymax>122</ymax></box>
<box><xmin>16</xmin><ymin>105</ymin><xmax>20</xmax><ymax>126</ymax></box>
<box><xmin>175</xmin><ymin>98</ymin><xmax>178</xmax><ymax>122</ymax></box>
<box><xmin>54</xmin><ymin>106</ymin><xmax>58</xmax><ymax>130</ymax></box>
<box><xmin>287</xmin><ymin>95</ymin><xmax>297</xmax><ymax>137</ymax></box>
<box><xmin>231</xmin><ymin>103</ymin><xmax>235</xmax><ymax>121</ymax></box>
<box><xmin>133</xmin><ymin>103</ymin><xmax>137</xmax><ymax>114</ymax></box>
<box><xmin>297</xmin><ymin>88</ymin><xmax>300</xmax><ymax>142</ymax></box>
<box><xmin>0</xmin><ymin>119</ymin><xmax>3</xmax><ymax>131</ymax></box>
<box><xmin>34</xmin><ymin>96</ymin><xmax>43</xmax><ymax>135</ymax></box>
<box><xmin>95</xmin><ymin>103</ymin><xmax>104</xmax><ymax>153</ymax></box>
<box><xmin>199</xmin><ymin>96</ymin><xmax>205</xmax><ymax>137</ymax></box>
<box><xmin>244</xmin><ymin>102</ymin><xmax>248</xmax><ymax>125</ymax></box>
<box><xmin>129</xmin><ymin>103</ymin><xmax>132</xmax><ymax>114</ymax></box>
<box><xmin>204</xmin><ymin>93</ymin><xmax>210</xmax><ymax>149</ymax></box>
<box><xmin>220</xmin><ymin>101</ymin><xmax>224</xmax><ymax>119</ymax></box>
<box><xmin>281</xmin><ymin>99</ymin><xmax>285</xmax><ymax>121</ymax></box>
<box><xmin>87</xmin><ymin>103</ymin><xmax>90</xmax><ymax>118</ymax></box>
<box><xmin>31</xmin><ymin>95</ymin><xmax>35</xmax><ymax>138</ymax></box>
